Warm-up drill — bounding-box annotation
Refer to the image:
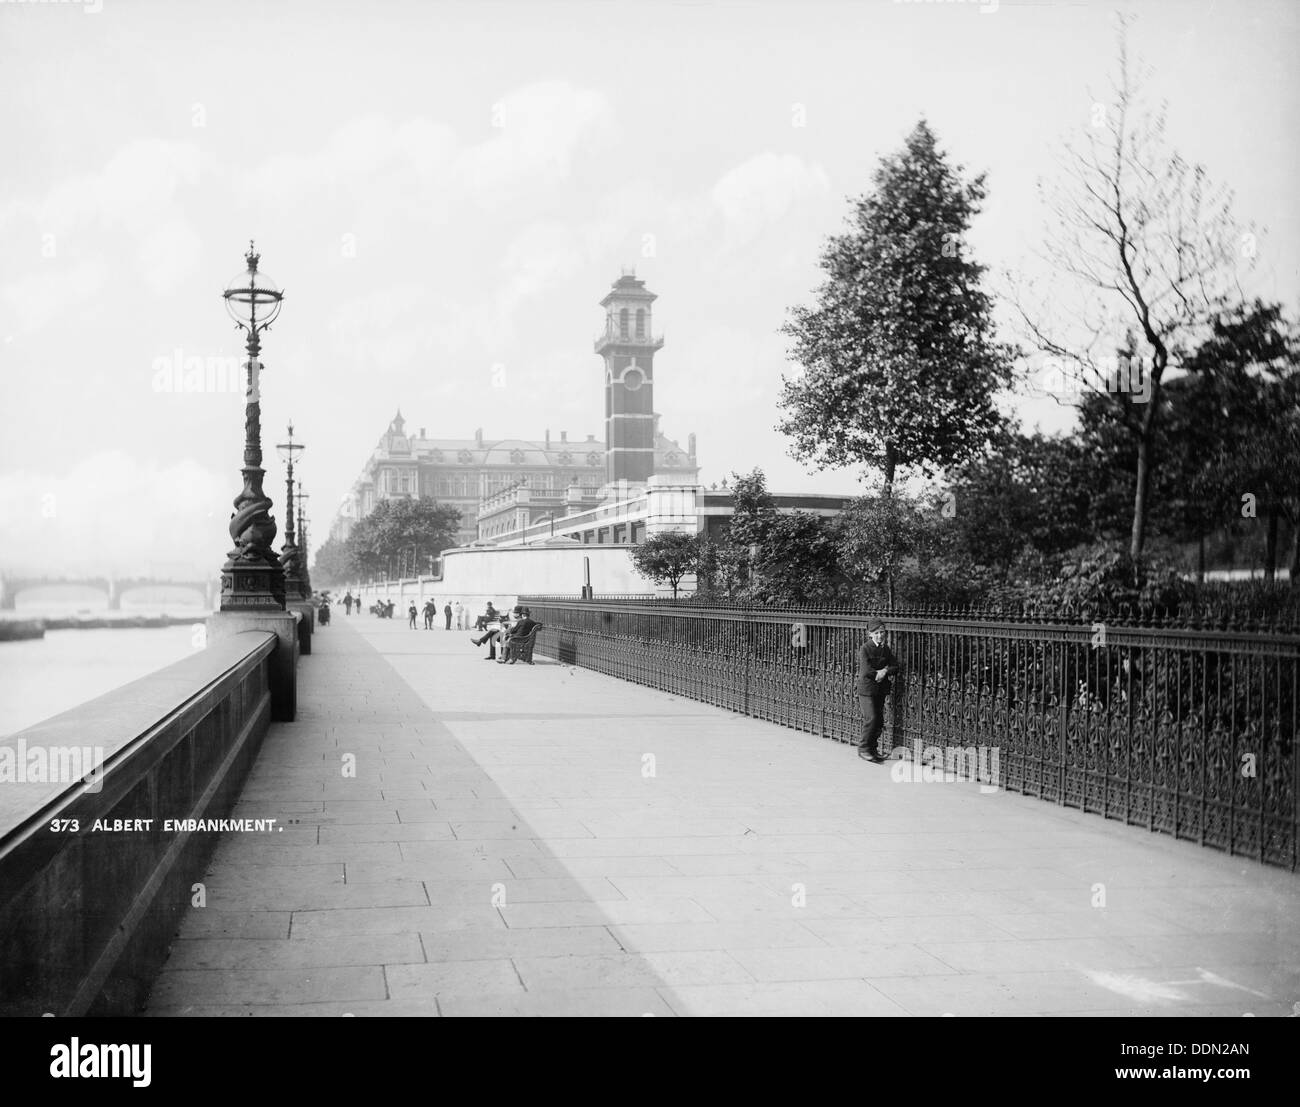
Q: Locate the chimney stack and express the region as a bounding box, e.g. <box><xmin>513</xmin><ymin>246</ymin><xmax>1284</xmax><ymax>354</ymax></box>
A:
<box><xmin>545</xmin><ymin>428</ymin><xmax>550</xmax><ymax>448</ymax></box>
<box><xmin>475</xmin><ymin>428</ymin><xmax>483</xmax><ymax>446</ymax></box>
<box><xmin>688</xmin><ymin>432</ymin><xmax>696</xmax><ymax>458</ymax></box>
<box><xmin>561</xmin><ymin>430</ymin><xmax>567</xmax><ymax>443</ymax></box>
<box><xmin>419</xmin><ymin>427</ymin><xmax>426</xmax><ymax>438</ymax></box>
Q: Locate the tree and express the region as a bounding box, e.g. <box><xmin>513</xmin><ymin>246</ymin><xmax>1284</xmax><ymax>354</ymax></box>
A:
<box><xmin>948</xmin><ymin>430</ymin><xmax>1100</xmax><ymax>571</ymax></box>
<box><xmin>628</xmin><ymin>531</ymin><xmax>704</xmax><ymax>598</ymax></box>
<box><xmin>1017</xmin><ymin>18</ymin><xmax>1250</xmax><ymax>557</ymax></box>
<box><xmin>724</xmin><ymin>469</ymin><xmax>776</xmax><ymax>549</ymax></box>
<box><xmin>779</xmin><ymin>118</ymin><xmax>1015</xmax><ymax>492</ymax></box>
<box><xmin>750</xmin><ymin>512</ymin><xmax>850</xmax><ymax>605</ymax></box>
<box><xmin>837</xmin><ymin>493</ymin><xmax>927</xmax><ymax>609</ymax></box>
<box><xmin>1177</xmin><ymin>302</ymin><xmax>1300</xmax><ymax>581</ymax></box>
<box><xmin>311</xmin><ymin>535</ymin><xmax>355</xmax><ymax>587</ymax></box>
<box><xmin>695</xmin><ymin>538</ymin><xmax>748</xmax><ymax>601</ymax></box>
<box><xmin>347</xmin><ymin>497</ymin><xmax>461</xmax><ymax>577</ymax></box>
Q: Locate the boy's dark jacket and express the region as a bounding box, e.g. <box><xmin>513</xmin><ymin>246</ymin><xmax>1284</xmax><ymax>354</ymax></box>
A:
<box><xmin>857</xmin><ymin>640</ymin><xmax>900</xmax><ymax>696</ymax></box>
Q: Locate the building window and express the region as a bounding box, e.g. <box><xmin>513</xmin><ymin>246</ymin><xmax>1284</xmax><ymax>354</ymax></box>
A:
<box><xmin>613</xmin><ymin>524</ymin><xmax>625</xmax><ymax>544</ymax></box>
<box><xmin>557</xmin><ymin>451</ymin><xmax>573</xmax><ymax>466</ymax></box>
<box><xmin>509</xmin><ymin>449</ymin><xmax>525</xmax><ymax>464</ymax></box>
<box><xmin>597</xmin><ymin>528</ymin><xmax>609</xmax><ymax>544</ymax></box>
<box><xmin>631</xmin><ymin>522</ymin><xmax>645</xmax><ymax>543</ymax></box>
<box><xmin>619</xmin><ymin>308</ymin><xmax>629</xmax><ymax>337</ymax></box>
<box><xmin>587</xmin><ymin>452</ymin><xmax>602</xmax><ymax>466</ymax></box>
<box><xmin>635</xmin><ymin>308</ymin><xmax>645</xmax><ymax>338</ymax></box>
<box><xmin>458</xmin><ymin>449</ymin><xmax>473</xmax><ymax>464</ymax></box>
<box><xmin>663</xmin><ymin>452</ymin><xmax>678</xmax><ymax>466</ymax></box>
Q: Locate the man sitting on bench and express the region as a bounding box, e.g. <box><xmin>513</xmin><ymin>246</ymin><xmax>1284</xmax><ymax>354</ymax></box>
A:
<box><xmin>470</xmin><ymin>608</ymin><xmax>512</xmax><ymax>660</ymax></box>
<box><xmin>501</xmin><ymin>606</ymin><xmax>539</xmax><ymax>664</ymax></box>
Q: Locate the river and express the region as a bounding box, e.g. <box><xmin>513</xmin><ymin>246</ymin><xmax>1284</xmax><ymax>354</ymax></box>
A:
<box><xmin>0</xmin><ymin>623</ymin><xmax>202</xmax><ymax>737</ymax></box>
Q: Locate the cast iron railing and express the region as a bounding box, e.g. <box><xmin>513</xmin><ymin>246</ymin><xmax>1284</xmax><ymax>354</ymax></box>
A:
<box><xmin>521</xmin><ymin>596</ymin><xmax>1300</xmax><ymax>870</ymax></box>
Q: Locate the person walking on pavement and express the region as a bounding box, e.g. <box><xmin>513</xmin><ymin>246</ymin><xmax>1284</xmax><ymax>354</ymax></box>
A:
<box><xmin>444</xmin><ymin>601</ymin><xmax>453</xmax><ymax>629</ymax></box>
<box><xmin>408</xmin><ymin>602</ymin><xmax>418</xmax><ymax>629</ymax></box>
<box><xmin>422</xmin><ymin>599</ymin><xmax>436</xmax><ymax>629</ymax></box>
<box><xmin>454</xmin><ymin>601</ymin><xmax>465</xmax><ymax>630</ymax></box>
<box><xmin>343</xmin><ymin>592</ymin><xmax>353</xmax><ymax>615</ymax></box>
<box><xmin>857</xmin><ymin>618</ymin><xmax>900</xmax><ymax>762</ymax></box>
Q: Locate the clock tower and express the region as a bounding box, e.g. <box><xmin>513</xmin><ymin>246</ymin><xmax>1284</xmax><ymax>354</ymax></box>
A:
<box><xmin>595</xmin><ymin>270</ymin><xmax>663</xmax><ymax>486</ymax></box>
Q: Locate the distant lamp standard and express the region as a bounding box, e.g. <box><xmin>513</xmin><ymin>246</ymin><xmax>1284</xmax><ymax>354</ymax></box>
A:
<box><xmin>296</xmin><ymin>484</ymin><xmax>312</xmax><ymax>595</ymax></box>
<box><xmin>276</xmin><ymin>423</ymin><xmax>307</xmax><ymax>601</ymax></box>
<box><xmin>219</xmin><ymin>241</ymin><xmax>286</xmax><ymax>610</ymax></box>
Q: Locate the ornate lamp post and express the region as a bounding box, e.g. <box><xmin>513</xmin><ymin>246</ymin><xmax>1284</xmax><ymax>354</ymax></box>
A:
<box><xmin>297</xmin><ymin>484</ymin><xmax>313</xmax><ymax>595</ymax></box>
<box><xmin>276</xmin><ymin>423</ymin><xmax>307</xmax><ymax>601</ymax></box>
<box><xmin>219</xmin><ymin>242</ymin><xmax>286</xmax><ymax>610</ymax></box>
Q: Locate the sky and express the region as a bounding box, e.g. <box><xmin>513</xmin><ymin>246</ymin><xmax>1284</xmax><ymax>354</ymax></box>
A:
<box><xmin>1</xmin><ymin>0</ymin><xmax>1297</xmax><ymax>578</ymax></box>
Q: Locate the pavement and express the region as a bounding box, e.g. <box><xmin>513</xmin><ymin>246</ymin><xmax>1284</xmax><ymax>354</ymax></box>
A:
<box><xmin>144</xmin><ymin>612</ymin><xmax>1300</xmax><ymax>1016</ymax></box>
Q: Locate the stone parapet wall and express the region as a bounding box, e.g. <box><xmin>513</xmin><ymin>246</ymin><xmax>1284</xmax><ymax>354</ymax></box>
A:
<box><xmin>0</xmin><ymin>631</ymin><xmax>280</xmax><ymax>1015</ymax></box>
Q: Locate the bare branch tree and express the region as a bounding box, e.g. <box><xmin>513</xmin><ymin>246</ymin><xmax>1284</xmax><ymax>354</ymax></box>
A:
<box><xmin>1012</xmin><ymin>15</ymin><xmax>1254</xmax><ymax>557</ymax></box>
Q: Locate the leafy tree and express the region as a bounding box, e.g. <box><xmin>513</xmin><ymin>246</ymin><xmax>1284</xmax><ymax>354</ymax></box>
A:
<box><xmin>695</xmin><ymin>539</ymin><xmax>749</xmax><ymax>601</ymax></box>
<box><xmin>347</xmin><ymin>497</ymin><xmax>461</xmax><ymax>577</ymax></box>
<box><xmin>1175</xmin><ymin>302</ymin><xmax>1300</xmax><ymax>582</ymax></box>
<box><xmin>948</xmin><ymin>431</ymin><xmax>1099</xmax><ymax>570</ymax></box>
<box><xmin>837</xmin><ymin>493</ymin><xmax>928</xmax><ymax>609</ymax></box>
<box><xmin>628</xmin><ymin>531</ymin><xmax>705</xmax><ymax>598</ymax></box>
<box><xmin>779</xmin><ymin>118</ymin><xmax>1015</xmax><ymax>491</ymax></box>
<box><xmin>1017</xmin><ymin>20</ymin><xmax>1250</xmax><ymax>557</ymax></box>
<box><xmin>706</xmin><ymin>469</ymin><xmax>849</xmax><ymax>604</ymax></box>
<box><xmin>750</xmin><ymin>512</ymin><xmax>850</xmax><ymax>605</ymax></box>
<box><xmin>1030</xmin><ymin>540</ymin><xmax>1195</xmax><ymax>616</ymax></box>
<box><xmin>724</xmin><ymin>469</ymin><xmax>777</xmax><ymax>549</ymax></box>
<box><xmin>311</xmin><ymin>535</ymin><xmax>354</xmax><ymax>587</ymax></box>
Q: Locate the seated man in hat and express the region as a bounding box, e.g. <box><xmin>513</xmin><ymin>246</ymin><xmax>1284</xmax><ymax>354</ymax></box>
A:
<box><xmin>470</xmin><ymin>608</ymin><xmax>512</xmax><ymax>660</ymax></box>
<box><xmin>856</xmin><ymin>618</ymin><xmax>900</xmax><ymax>762</ymax></box>
<box><xmin>501</xmin><ymin>606</ymin><xmax>540</xmax><ymax>664</ymax></box>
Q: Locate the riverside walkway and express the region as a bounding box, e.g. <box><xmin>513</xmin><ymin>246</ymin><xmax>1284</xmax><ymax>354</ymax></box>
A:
<box><xmin>144</xmin><ymin>615</ymin><xmax>1300</xmax><ymax>1017</ymax></box>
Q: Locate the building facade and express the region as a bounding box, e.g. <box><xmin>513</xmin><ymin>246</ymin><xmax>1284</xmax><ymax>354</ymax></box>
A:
<box><xmin>332</xmin><ymin>272</ymin><xmax>698</xmax><ymax>550</ymax></box>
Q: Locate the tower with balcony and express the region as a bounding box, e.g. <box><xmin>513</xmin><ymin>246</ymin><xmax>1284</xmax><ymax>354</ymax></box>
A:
<box><xmin>595</xmin><ymin>270</ymin><xmax>663</xmax><ymax>487</ymax></box>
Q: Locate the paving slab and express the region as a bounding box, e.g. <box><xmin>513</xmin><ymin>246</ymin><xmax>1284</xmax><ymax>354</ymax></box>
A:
<box><xmin>143</xmin><ymin>614</ymin><xmax>1300</xmax><ymax>1017</ymax></box>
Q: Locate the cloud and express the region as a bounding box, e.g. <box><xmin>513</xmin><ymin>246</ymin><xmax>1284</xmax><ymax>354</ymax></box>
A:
<box><xmin>233</xmin><ymin>82</ymin><xmax>612</xmax><ymax>226</ymax></box>
<box><xmin>711</xmin><ymin>152</ymin><xmax>831</xmax><ymax>248</ymax></box>
<box><xmin>0</xmin><ymin>139</ymin><xmax>207</xmax><ymax>326</ymax></box>
<box><xmin>458</xmin><ymin>81</ymin><xmax>614</xmax><ymax>206</ymax></box>
<box><xmin>327</xmin><ymin>284</ymin><xmax>494</xmax><ymax>374</ymax></box>
<box><xmin>33</xmin><ymin>139</ymin><xmax>204</xmax><ymax>237</ymax></box>
<box><xmin>0</xmin><ymin>259</ymin><xmax>109</xmax><ymax>336</ymax></box>
<box><xmin>0</xmin><ymin>451</ymin><xmax>231</xmax><ymax>577</ymax></box>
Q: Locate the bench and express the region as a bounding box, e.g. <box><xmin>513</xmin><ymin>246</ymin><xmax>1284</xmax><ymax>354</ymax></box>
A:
<box><xmin>502</xmin><ymin>624</ymin><xmax>543</xmax><ymax>665</ymax></box>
